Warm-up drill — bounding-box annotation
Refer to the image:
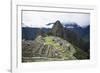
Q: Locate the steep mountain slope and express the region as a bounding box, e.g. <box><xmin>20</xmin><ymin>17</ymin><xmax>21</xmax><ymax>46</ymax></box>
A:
<box><xmin>50</xmin><ymin>21</ymin><xmax>90</xmax><ymax>54</ymax></box>
<box><xmin>51</xmin><ymin>20</ymin><xmax>64</xmax><ymax>38</ymax></box>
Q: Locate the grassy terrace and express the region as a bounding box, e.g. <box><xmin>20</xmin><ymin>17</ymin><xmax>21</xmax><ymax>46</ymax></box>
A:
<box><xmin>44</xmin><ymin>36</ymin><xmax>73</xmax><ymax>59</ymax></box>
<box><xmin>44</xmin><ymin>36</ymin><xmax>65</xmax><ymax>52</ymax></box>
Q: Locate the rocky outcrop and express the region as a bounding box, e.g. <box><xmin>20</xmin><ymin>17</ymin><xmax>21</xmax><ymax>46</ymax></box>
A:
<box><xmin>51</xmin><ymin>20</ymin><xmax>64</xmax><ymax>38</ymax></box>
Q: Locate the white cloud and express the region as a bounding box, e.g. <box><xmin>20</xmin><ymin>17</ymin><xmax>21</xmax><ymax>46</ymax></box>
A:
<box><xmin>22</xmin><ymin>11</ymin><xmax>90</xmax><ymax>28</ymax></box>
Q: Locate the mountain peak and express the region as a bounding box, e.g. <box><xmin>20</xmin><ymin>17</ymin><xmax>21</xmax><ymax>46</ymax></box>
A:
<box><xmin>51</xmin><ymin>20</ymin><xmax>64</xmax><ymax>38</ymax></box>
<box><xmin>55</xmin><ymin>20</ymin><xmax>61</xmax><ymax>24</ymax></box>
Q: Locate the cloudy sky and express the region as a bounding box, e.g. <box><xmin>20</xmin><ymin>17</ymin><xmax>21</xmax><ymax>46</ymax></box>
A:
<box><xmin>22</xmin><ymin>11</ymin><xmax>90</xmax><ymax>28</ymax></box>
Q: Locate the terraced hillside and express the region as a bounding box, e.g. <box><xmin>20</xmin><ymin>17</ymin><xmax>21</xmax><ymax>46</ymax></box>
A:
<box><xmin>22</xmin><ymin>36</ymin><xmax>77</xmax><ymax>62</ymax></box>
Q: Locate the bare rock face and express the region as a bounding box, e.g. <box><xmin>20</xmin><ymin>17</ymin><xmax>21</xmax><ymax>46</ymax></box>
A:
<box><xmin>22</xmin><ymin>35</ymin><xmax>77</xmax><ymax>62</ymax></box>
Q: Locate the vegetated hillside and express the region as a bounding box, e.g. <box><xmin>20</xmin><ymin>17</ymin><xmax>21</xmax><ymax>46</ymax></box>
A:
<box><xmin>22</xmin><ymin>27</ymin><xmax>39</xmax><ymax>40</ymax></box>
<box><xmin>64</xmin><ymin>24</ymin><xmax>90</xmax><ymax>54</ymax></box>
<box><xmin>50</xmin><ymin>20</ymin><xmax>89</xmax><ymax>59</ymax></box>
<box><xmin>22</xmin><ymin>27</ymin><xmax>51</xmax><ymax>40</ymax></box>
<box><xmin>22</xmin><ymin>20</ymin><xmax>90</xmax><ymax>62</ymax></box>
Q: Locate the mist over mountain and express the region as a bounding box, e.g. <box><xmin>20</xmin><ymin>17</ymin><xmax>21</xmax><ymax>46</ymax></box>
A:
<box><xmin>64</xmin><ymin>22</ymin><xmax>90</xmax><ymax>36</ymax></box>
<box><xmin>22</xmin><ymin>20</ymin><xmax>89</xmax><ymax>41</ymax></box>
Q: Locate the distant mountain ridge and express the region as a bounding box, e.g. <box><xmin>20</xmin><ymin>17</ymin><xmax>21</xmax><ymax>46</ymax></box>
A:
<box><xmin>22</xmin><ymin>21</ymin><xmax>90</xmax><ymax>40</ymax></box>
<box><xmin>64</xmin><ymin>23</ymin><xmax>90</xmax><ymax>37</ymax></box>
<box><xmin>22</xmin><ymin>27</ymin><xmax>51</xmax><ymax>40</ymax></box>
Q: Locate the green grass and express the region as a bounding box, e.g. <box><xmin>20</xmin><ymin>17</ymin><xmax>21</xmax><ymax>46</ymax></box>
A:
<box><xmin>44</xmin><ymin>36</ymin><xmax>65</xmax><ymax>51</ymax></box>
